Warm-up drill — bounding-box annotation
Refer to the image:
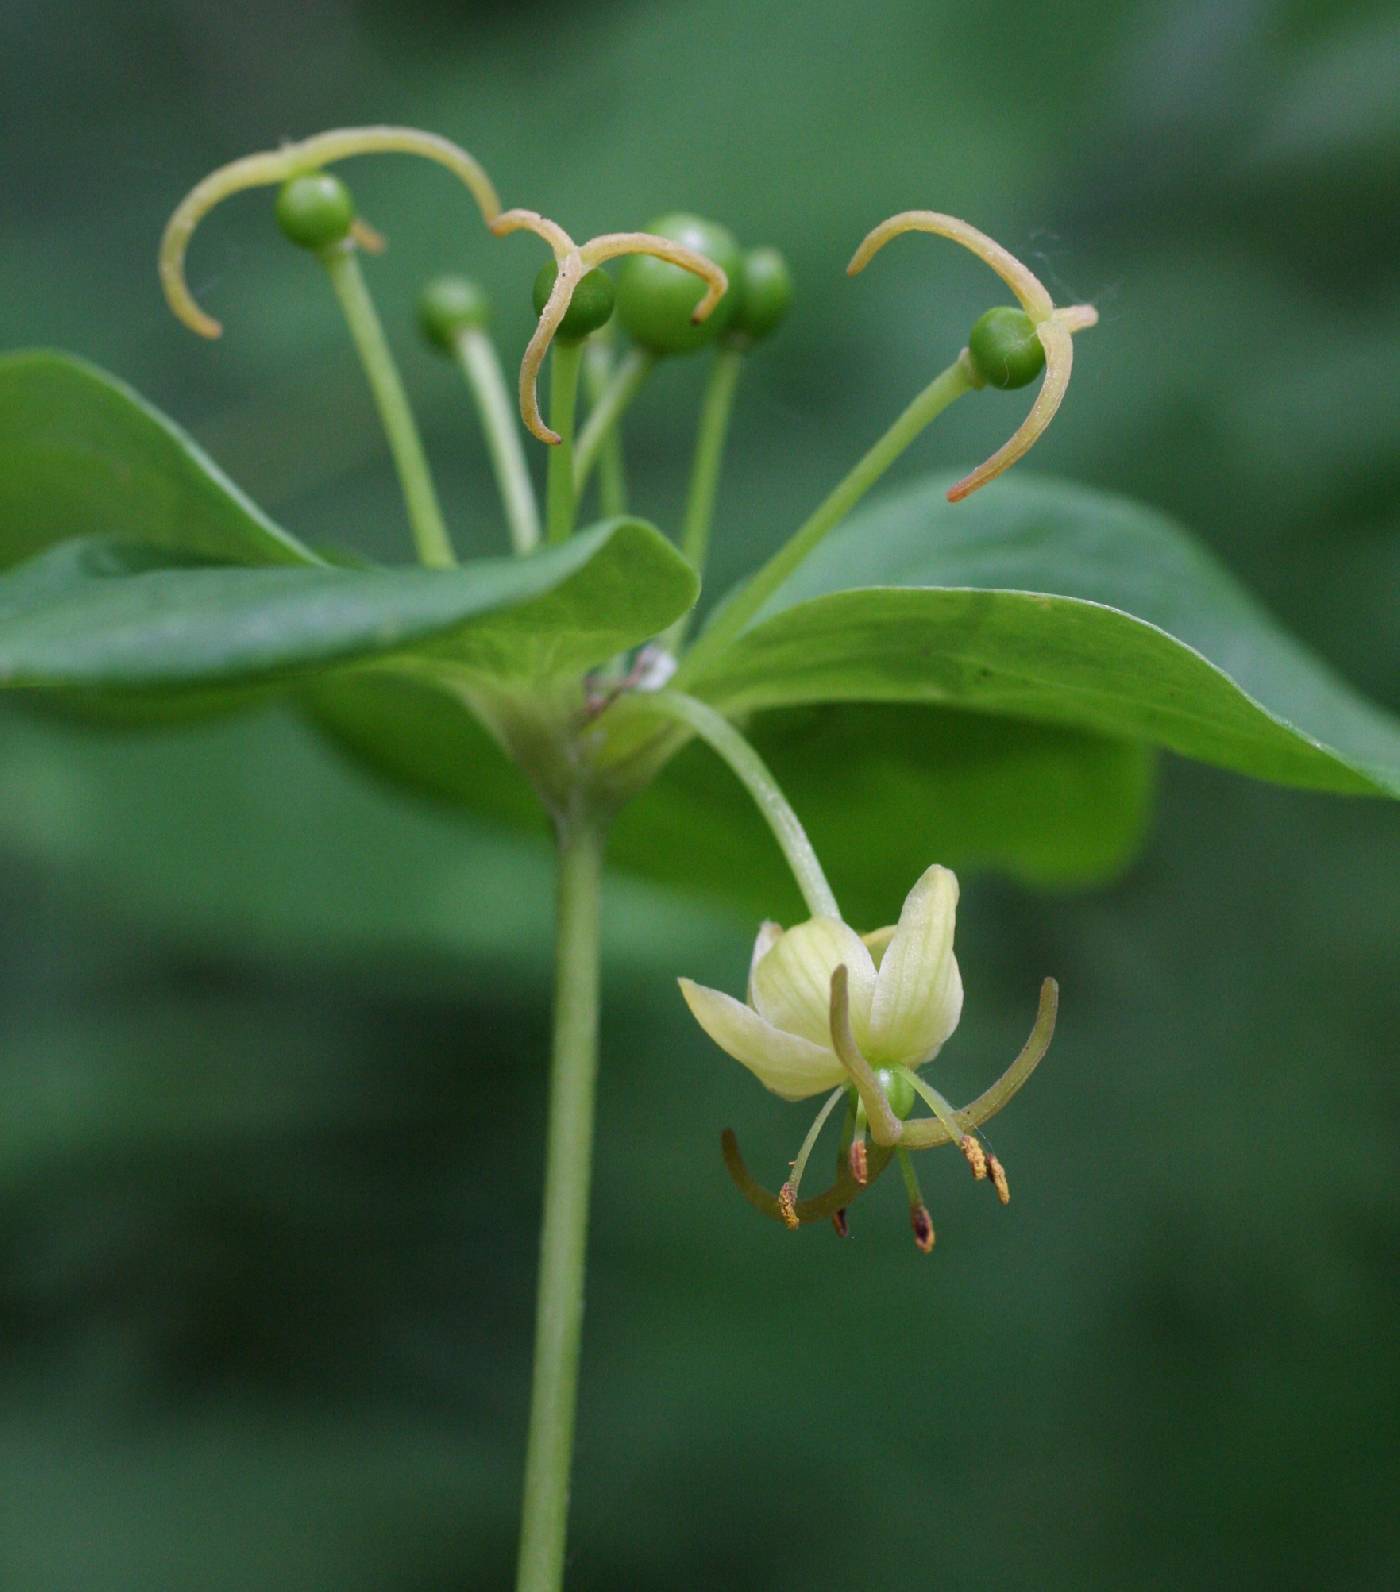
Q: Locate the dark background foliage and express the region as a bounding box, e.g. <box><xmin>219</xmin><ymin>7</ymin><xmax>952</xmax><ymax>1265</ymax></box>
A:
<box><xmin>2</xmin><ymin>0</ymin><xmax>1397</xmax><ymax>1586</ymax></box>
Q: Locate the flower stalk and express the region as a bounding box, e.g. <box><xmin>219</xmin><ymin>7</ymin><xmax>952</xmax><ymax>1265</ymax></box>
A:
<box><xmin>516</xmin><ymin>810</ymin><xmax>607</xmax><ymax>1592</ymax></box>
<box><xmin>452</xmin><ymin>324</ymin><xmax>541</xmax><ymax>554</ymax></box>
<box><xmin>673</xmin><ymin>357</ymin><xmax>973</xmax><ymax>681</ymax></box>
<box><xmin>322</xmin><ymin>246</ymin><xmax>456</xmax><ymax>568</ymax></box>
<box><xmin>635</xmin><ymin>691</ymin><xmax>839</xmax><ymax>918</ymax></box>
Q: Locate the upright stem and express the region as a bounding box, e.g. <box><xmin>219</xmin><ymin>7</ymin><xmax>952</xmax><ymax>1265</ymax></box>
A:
<box><xmin>661</xmin><ymin>346</ymin><xmax>744</xmax><ymax>654</ymax></box>
<box><xmin>632</xmin><ymin>691</ymin><xmax>840</xmax><ymax>919</ymax></box>
<box><xmin>545</xmin><ymin>342</ymin><xmax>584</xmax><ymax>545</ymax></box>
<box><xmin>573</xmin><ymin>346</ymin><xmax>654</xmax><ymax>497</ymax></box>
<box><xmin>582</xmin><ymin>340</ymin><xmax>628</xmax><ymax>518</ymax></box>
<box><xmin>454</xmin><ymin>325</ymin><xmax>541</xmax><ymax>555</ymax></box>
<box><xmin>674</xmin><ymin>357</ymin><xmax>973</xmax><ymax>685</ymax></box>
<box><xmin>321</xmin><ymin>246</ymin><xmax>456</xmax><ymax>569</ymax></box>
<box><xmin>516</xmin><ymin>811</ymin><xmax>606</xmax><ymax>1592</ymax></box>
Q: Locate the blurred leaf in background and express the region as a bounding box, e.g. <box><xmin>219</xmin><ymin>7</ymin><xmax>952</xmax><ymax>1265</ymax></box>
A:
<box><xmin>1</xmin><ymin>0</ymin><xmax>1396</xmax><ymax>1587</ymax></box>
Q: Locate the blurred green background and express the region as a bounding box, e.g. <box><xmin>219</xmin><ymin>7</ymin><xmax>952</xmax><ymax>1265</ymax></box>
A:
<box><xmin>2</xmin><ymin>0</ymin><xmax>1398</xmax><ymax>1586</ymax></box>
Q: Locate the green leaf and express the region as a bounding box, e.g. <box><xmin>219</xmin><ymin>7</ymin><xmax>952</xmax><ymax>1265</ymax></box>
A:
<box><xmin>0</xmin><ymin>702</ymin><xmax>735</xmax><ymax>979</ymax></box>
<box><xmin>621</xmin><ymin>704</ymin><xmax>1155</xmax><ymax>922</ymax></box>
<box><xmin>0</xmin><ymin>519</ymin><xmax>696</xmax><ymax>693</ymax></box>
<box><xmin>689</xmin><ymin>474</ymin><xmax>1400</xmax><ymax>797</ymax></box>
<box><xmin>305</xmin><ymin>669</ymin><xmax>1154</xmax><ymax>913</ymax></box>
<box><xmin>0</xmin><ymin>350</ymin><xmax>315</xmax><ymax>568</ymax></box>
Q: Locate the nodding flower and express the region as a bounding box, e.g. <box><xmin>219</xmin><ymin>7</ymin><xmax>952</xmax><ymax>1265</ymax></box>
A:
<box><xmin>489</xmin><ymin>207</ymin><xmax>728</xmax><ymax>444</ymax></box>
<box><xmin>680</xmin><ymin>865</ymin><xmax>1057</xmax><ymax>1253</ymax></box>
<box><xmin>847</xmin><ymin>211</ymin><xmax>1097</xmax><ymax>503</ymax></box>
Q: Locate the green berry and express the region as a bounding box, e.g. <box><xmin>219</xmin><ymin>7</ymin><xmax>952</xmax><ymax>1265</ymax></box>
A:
<box><xmin>615</xmin><ymin>213</ymin><xmax>743</xmax><ymax>356</ymax></box>
<box><xmin>417</xmin><ymin>276</ymin><xmax>491</xmax><ymax>352</ymax></box>
<box><xmin>967</xmin><ymin>305</ymin><xmax>1046</xmax><ymax>390</ymax></box>
<box><xmin>532</xmin><ymin>260</ymin><xmax>615</xmax><ymax>343</ymax></box>
<box><xmin>727</xmin><ymin>246</ymin><xmax>793</xmax><ymax>344</ymax></box>
<box><xmin>876</xmin><ymin>1068</ymin><xmax>917</xmax><ymax>1121</ymax></box>
<box><xmin>274</xmin><ymin>172</ymin><xmax>355</xmax><ymax>252</ymax></box>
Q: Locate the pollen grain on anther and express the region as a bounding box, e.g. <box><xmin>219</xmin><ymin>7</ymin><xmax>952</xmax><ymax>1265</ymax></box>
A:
<box><xmin>960</xmin><ymin>1133</ymin><xmax>988</xmax><ymax>1181</ymax></box>
<box><xmin>848</xmin><ymin>1140</ymin><xmax>869</xmax><ymax>1186</ymax></box>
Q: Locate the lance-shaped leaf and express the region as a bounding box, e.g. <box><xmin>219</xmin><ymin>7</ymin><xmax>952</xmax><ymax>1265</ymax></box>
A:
<box><xmin>686</xmin><ymin>473</ymin><xmax>1400</xmax><ymax>798</ymax></box>
<box><xmin>305</xmin><ymin>670</ymin><xmax>1155</xmax><ymax>916</ymax></box>
<box><xmin>0</xmin><ymin>519</ymin><xmax>696</xmax><ymax>695</ymax></box>
<box><xmin>0</xmin><ymin>351</ymin><xmax>315</xmax><ymax>569</ymax></box>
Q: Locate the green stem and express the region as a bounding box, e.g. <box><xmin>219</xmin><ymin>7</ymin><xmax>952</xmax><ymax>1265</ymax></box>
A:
<box><xmin>573</xmin><ymin>346</ymin><xmax>654</xmax><ymax>498</ymax></box>
<box><xmin>661</xmin><ymin>346</ymin><xmax>744</xmax><ymax>654</ymax></box>
<box><xmin>321</xmin><ymin>246</ymin><xmax>455</xmax><ymax>568</ymax></box>
<box><xmin>582</xmin><ymin>340</ymin><xmax>628</xmax><ymax>518</ymax></box>
<box><xmin>516</xmin><ymin>811</ymin><xmax>606</xmax><ymax>1592</ymax></box>
<box><xmin>545</xmin><ymin>342</ymin><xmax>584</xmax><ymax>545</ymax></box>
<box><xmin>674</xmin><ymin>357</ymin><xmax>973</xmax><ymax>685</ymax></box>
<box><xmin>632</xmin><ymin>691</ymin><xmax>839</xmax><ymax>918</ymax></box>
<box><xmin>453</xmin><ymin>326</ymin><xmax>540</xmax><ymax>555</ymax></box>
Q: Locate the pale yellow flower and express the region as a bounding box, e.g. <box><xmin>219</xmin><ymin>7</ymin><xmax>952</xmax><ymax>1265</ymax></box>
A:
<box><xmin>680</xmin><ymin>864</ymin><xmax>962</xmax><ymax>1101</ymax></box>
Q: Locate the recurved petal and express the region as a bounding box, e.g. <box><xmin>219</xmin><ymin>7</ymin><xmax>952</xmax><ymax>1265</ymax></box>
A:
<box><xmin>678</xmin><ymin>978</ymin><xmax>847</xmax><ymax>1101</ymax></box>
<box><xmin>868</xmin><ymin>865</ymin><xmax>964</xmax><ymax>1064</ymax></box>
<box><xmin>750</xmin><ymin>918</ymin><xmax>877</xmax><ymax>1048</ymax></box>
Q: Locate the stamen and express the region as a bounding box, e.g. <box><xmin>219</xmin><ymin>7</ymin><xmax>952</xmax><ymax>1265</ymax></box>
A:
<box><xmin>350</xmin><ymin>218</ymin><xmax>387</xmax><ymax>254</ymax></box>
<box><xmin>988</xmin><ymin>1154</ymin><xmax>1011</xmax><ymax>1206</ymax></box>
<box><xmin>899</xmin><ymin>978</ymin><xmax>1057</xmax><ymax>1150</ymax></box>
<box><xmin>849</xmin><ymin>1137</ymin><xmax>869</xmax><ymax>1186</ymax></box>
<box><xmin>159</xmin><ymin>126</ymin><xmax>500</xmax><ymax>339</ymax></box>
<box><xmin>897</xmin><ymin>1148</ymin><xmax>935</xmax><ymax>1255</ymax></box>
<box><xmin>960</xmin><ymin>1134</ymin><xmax>988</xmax><ymax>1182</ymax></box>
<box><xmin>898</xmin><ymin>1068</ymin><xmax>961</xmax><ymax>1137</ymax></box>
<box><xmin>489</xmin><ymin>211</ymin><xmax>728</xmax><ymax>444</ymax></box>
<box><xmin>720</xmin><ymin>1128</ymin><xmax>892</xmax><ymax>1226</ymax></box>
<box><xmin>788</xmin><ymin>1085</ymin><xmax>847</xmax><ymax>1200</ymax></box>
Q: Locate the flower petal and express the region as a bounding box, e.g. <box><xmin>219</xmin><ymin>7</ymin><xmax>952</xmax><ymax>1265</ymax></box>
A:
<box><xmin>747</xmin><ymin>920</ymin><xmax>784</xmax><ymax>1003</ymax></box>
<box><xmin>678</xmin><ymin>979</ymin><xmax>846</xmax><ymax>1100</ymax></box>
<box><xmin>867</xmin><ymin>865</ymin><xmax>964</xmax><ymax>1065</ymax></box>
<box><xmin>750</xmin><ymin>917</ymin><xmax>876</xmax><ymax>1047</ymax></box>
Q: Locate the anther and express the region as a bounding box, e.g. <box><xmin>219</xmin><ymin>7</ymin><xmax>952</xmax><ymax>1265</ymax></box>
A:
<box><xmin>777</xmin><ymin>1182</ymin><xmax>800</xmax><ymax>1231</ymax></box>
<box><xmin>910</xmin><ymin>1203</ymin><xmax>935</xmax><ymax>1254</ymax></box>
<box><xmin>831</xmin><ymin>1208</ymin><xmax>850</xmax><ymax>1239</ymax></box>
<box><xmin>960</xmin><ymin>1133</ymin><xmax>988</xmax><ymax>1181</ymax></box>
<box><xmin>848</xmin><ymin>1139</ymin><xmax>869</xmax><ymax>1186</ymax></box>
<box><xmin>988</xmin><ymin>1155</ymin><xmax>1010</xmax><ymax>1206</ymax></box>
